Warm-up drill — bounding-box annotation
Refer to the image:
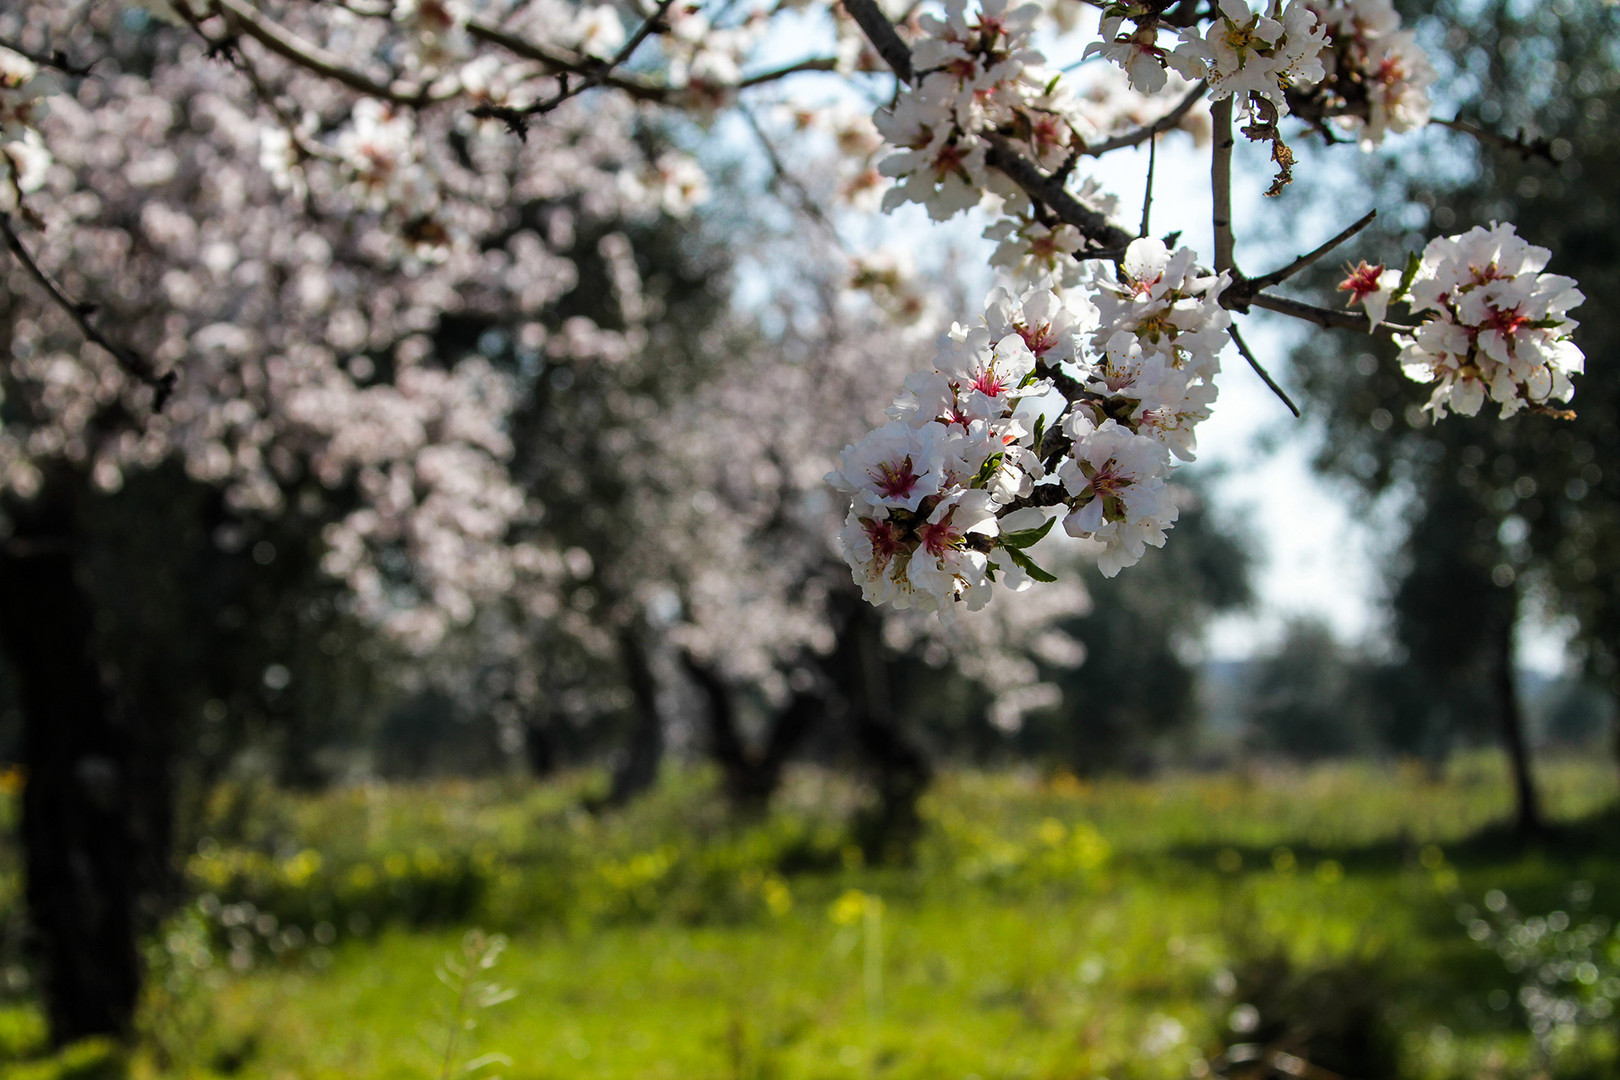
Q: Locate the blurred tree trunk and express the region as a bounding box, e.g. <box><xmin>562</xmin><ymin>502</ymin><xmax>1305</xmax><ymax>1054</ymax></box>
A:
<box><xmin>0</xmin><ymin>471</ymin><xmax>170</xmax><ymax>1045</ymax></box>
<box><xmin>606</xmin><ymin>628</ymin><xmax>663</xmax><ymax>806</ymax></box>
<box><xmin>680</xmin><ymin>651</ymin><xmax>821</xmax><ymax>810</ymax></box>
<box><xmin>1493</xmin><ymin>604</ymin><xmax>1542</xmax><ymax>836</ymax></box>
<box><xmin>837</xmin><ymin>601</ymin><xmax>931</xmax><ymax>863</ymax></box>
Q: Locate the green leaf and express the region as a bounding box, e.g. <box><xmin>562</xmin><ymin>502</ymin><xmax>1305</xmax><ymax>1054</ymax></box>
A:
<box><xmin>1000</xmin><ymin>516</ymin><xmax>1056</xmax><ymax>550</ymax></box>
<box><xmin>1002</xmin><ymin>545</ymin><xmax>1058</xmax><ymax>583</ymax></box>
<box><xmin>1031</xmin><ymin>412</ymin><xmax>1047</xmax><ymax>449</ymax></box>
<box><xmin>974</xmin><ymin>452</ymin><xmax>1005</xmax><ymax>486</ymax></box>
<box><xmin>1392</xmin><ymin>250</ymin><xmax>1421</xmax><ymax>304</ymax></box>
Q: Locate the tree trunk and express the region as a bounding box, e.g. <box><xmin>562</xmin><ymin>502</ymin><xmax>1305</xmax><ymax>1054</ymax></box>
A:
<box><xmin>837</xmin><ymin>601</ymin><xmax>931</xmax><ymax>863</ymax></box>
<box><xmin>1492</xmin><ymin>606</ymin><xmax>1542</xmax><ymax>836</ymax></box>
<box><xmin>680</xmin><ymin>651</ymin><xmax>822</xmax><ymax>810</ymax></box>
<box><xmin>0</xmin><ymin>474</ymin><xmax>169</xmax><ymax>1045</ymax></box>
<box><xmin>605</xmin><ymin>628</ymin><xmax>664</xmax><ymax>806</ymax></box>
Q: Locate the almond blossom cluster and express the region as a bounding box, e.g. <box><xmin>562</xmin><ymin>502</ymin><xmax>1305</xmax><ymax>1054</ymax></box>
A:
<box><xmin>873</xmin><ymin>0</ymin><xmax>1062</xmax><ymax>220</ymax></box>
<box><xmin>830</xmin><ymin>240</ymin><xmax>1234</xmax><ymax>609</ymax></box>
<box><xmin>1180</xmin><ymin>0</ymin><xmax>1327</xmax><ymax>115</ymax></box>
<box><xmin>1303</xmin><ymin>0</ymin><xmax>1435</xmax><ymax>144</ymax></box>
<box><xmin>1061</xmin><ymin>238</ymin><xmax>1229</xmax><ymax>573</ymax></box>
<box><xmin>828</xmin><ymin>284</ymin><xmax>1073</xmax><ymax>612</ymax></box>
<box><xmin>1342</xmin><ymin>223</ymin><xmax>1585</xmax><ymax>419</ymax></box>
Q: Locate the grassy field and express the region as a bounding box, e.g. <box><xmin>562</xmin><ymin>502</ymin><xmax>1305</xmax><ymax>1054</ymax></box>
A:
<box><xmin>2</xmin><ymin>753</ymin><xmax>1618</xmax><ymax>1080</ymax></box>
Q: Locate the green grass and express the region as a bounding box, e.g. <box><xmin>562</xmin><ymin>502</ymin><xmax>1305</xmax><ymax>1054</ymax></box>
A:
<box><xmin>3</xmin><ymin>752</ymin><xmax>1618</xmax><ymax>1080</ymax></box>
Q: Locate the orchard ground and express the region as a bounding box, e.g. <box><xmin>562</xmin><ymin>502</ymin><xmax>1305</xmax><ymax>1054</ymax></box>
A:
<box><xmin>2</xmin><ymin>753</ymin><xmax>1618</xmax><ymax>1080</ymax></box>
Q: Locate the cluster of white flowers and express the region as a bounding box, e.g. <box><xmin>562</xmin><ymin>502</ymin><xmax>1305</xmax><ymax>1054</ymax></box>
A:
<box><xmin>1179</xmin><ymin>0</ymin><xmax>1327</xmax><ymax>115</ymax></box>
<box><xmin>1083</xmin><ymin>3</ymin><xmax>1207</xmax><ymax>94</ymax></box>
<box><xmin>829</xmin><ymin>282</ymin><xmax>1089</xmax><ymax>612</ymax></box>
<box><xmin>0</xmin><ymin>46</ymin><xmax>56</xmax><ymax>208</ymax></box>
<box><xmin>1342</xmin><ymin>223</ymin><xmax>1585</xmax><ymax>419</ymax></box>
<box><xmin>1060</xmin><ymin>237</ymin><xmax>1228</xmax><ymax>574</ymax></box>
<box><xmin>873</xmin><ymin>0</ymin><xmax>1065</xmax><ymax>220</ymax></box>
<box><xmin>831</xmin><ymin>242</ymin><xmax>1233</xmax><ymax>607</ymax></box>
<box><xmin>1306</xmin><ymin>0</ymin><xmax>1434</xmax><ymax>144</ymax></box>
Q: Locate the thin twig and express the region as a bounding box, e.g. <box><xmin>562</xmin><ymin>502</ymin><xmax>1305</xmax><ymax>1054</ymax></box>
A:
<box><xmin>1227</xmin><ymin>322</ymin><xmax>1299</xmax><ymax>418</ymax></box>
<box><xmin>1245</xmin><ymin>290</ymin><xmax>1411</xmax><ymax>334</ymax></box>
<box><xmin>1139</xmin><ymin>131</ymin><xmax>1157</xmax><ymax>239</ymax></box>
<box><xmin>0</xmin><ymin>212</ymin><xmax>176</xmax><ymax>412</ymax></box>
<box><xmin>740</xmin><ymin>106</ymin><xmax>849</xmax><ymax>250</ymax></box>
<box><xmin>211</xmin><ymin>0</ymin><xmax>452</xmax><ymax>106</ymax></box>
<box><xmin>840</xmin><ymin>0</ymin><xmax>914</xmax><ymax>83</ymax></box>
<box><xmin>1086</xmin><ymin>81</ymin><xmax>1206</xmax><ymax>156</ymax></box>
<box><xmin>1242</xmin><ymin>208</ymin><xmax>1376</xmax><ymax>294</ymax></box>
<box><xmin>0</xmin><ymin>35</ymin><xmax>95</xmax><ymax>77</ymax></box>
<box><xmin>1210</xmin><ymin>94</ymin><xmax>1237</xmax><ymax>278</ymax></box>
<box><xmin>464</xmin><ymin>19</ymin><xmax>666</xmax><ymax>101</ymax></box>
<box><xmin>737</xmin><ymin>56</ymin><xmax>840</xmax><ymax>89</ymax></box>
<box><xmin>470</xmin><ymin>0</ymin><xmax>676</xmax><ymax>130</ymax></box>
<box><xmin>1433</xmin><ymin>116</ymin><xmax>1559</xmax><ymax>164</ymax></box>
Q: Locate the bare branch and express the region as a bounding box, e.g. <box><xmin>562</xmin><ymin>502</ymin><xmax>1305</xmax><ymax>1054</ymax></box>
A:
<box><xmin>211</xmin><ymin>0</ymin><xmax>452</xmax><ymax>106</ymax></box>
<box><xmin>0</xmin><ymin>35</ymin><xmax>94</xmax><ymax>77</ymax></box>
<box><xmin>982</xmin><ymin>136</ymin><xmax>1136</xmax><ymax>253</ymax></box>
<box><xmin>463</xmin><ymin>19</ymin><xmax>668</xmax><ymax>102</ymax></box>
<box><xmin>1086</xmin><ymin>81</ymin><xmax>1206</xmax><ymax>156</ymax></box>
<box><xmin>738</xmin><ymin>56</ymin><xmax>841</xmax><ymax>89</ymax></box>
<box><xmin>1242</xmin><ymin>208</ymin><xmax>1376</xmax><ymax>294</ymax></box>
<box><xmin>1210</xmin><ymin>94</ymin><xmax>1238</xmax><ymax>277</ymax></box>
<box><xmin>840</xmin><ymin>0</ymin><xmax>914</xmax><ymax>83</ymax></box>
<box><xmin>1227</xmin><ymin>322</ymin><xmax>1300</xmax><ymax>418</ymax></box>
<box><xmin>1246</xmin><ymin>290</ymin><xmax>1411</xmax><ymax>334</ymax></box>
<box><xmin>1433</xmin><ymin>116</ymin><xmax>1560</xmax><ymax>164</ymax></box>
<box><xmin>740</xmin><ymin>106</ymin><xmax>850</xmax><ymax>250</ymax></box>
<box><xmin>1139</xmin><ymin>130</ymin><xmax>1158</xmax><ymax>239</ymax></box>
<box><xmin>0</xmin><ymin>213</ymin><xmax>176</xmax><ymax>412</ymax></box>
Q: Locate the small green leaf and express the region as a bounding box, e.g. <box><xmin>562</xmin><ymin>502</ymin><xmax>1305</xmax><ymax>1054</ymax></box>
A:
<box><xmin>1031</xmin><ymin>412</ymin><xmax>1047</xmax><ymax>449</ymax></box>
<box><xmin>974</xmin><ymin>452</ymin><xmax>1005</xmax><ymax>486</ymax></box>
<box><xmin>1392</xmin><ymin>250</ymin><xmax>1421</xmax><ymax>304</ymax></box>
<box><xmin>1000</xmin><ymin>516</ymin><xmax>1056</xmax><ymax>549</ymax></box>
<box><xmin>1002</xmin><ymin>545</ymin><xmax>1058</xmax><ymax>583</ymax></box>
<box><xmin>1045</xmin><ymin>74</ymin><xmax>1062</xmax><ymax>97</ymax></box>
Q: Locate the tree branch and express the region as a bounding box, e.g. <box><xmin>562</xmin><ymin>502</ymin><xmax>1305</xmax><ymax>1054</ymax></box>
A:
<box><xmin>1086</xmin><ymin>81</ymin><xmax>1206</xmax><ymax>156</ymax></box>
<box><xmin>1210</xmin><ymin>94</ymin><xmax>1237</xmax><ymax>277</ymax></box>
<box><xmin>0</xmin><ymin>213</ymin><xmax>176</xmax><ymax>412</ymax></box>
<box><xmin>1240</xmin><ymin>208</ymin><xmax>1376</xmax><ymax>295</ymax></box>
<box><xmin>1227</xmin><ymin>322</ymin><xmax>1299</xmax><ymax>418</ymax></box>
<box><xmin>0</xmin><ymin>35</ymin><xmax>94</xmax><ymax>77</ymax></box>
<box><xmin>211</xmin><ymin>0</ymin><xmax>451</xmax><ymax>106</ymax></box>
<box><xmin>839</xmin><ymin>0</ymin><xmax>914</xmax><ymax>83</ymax></box>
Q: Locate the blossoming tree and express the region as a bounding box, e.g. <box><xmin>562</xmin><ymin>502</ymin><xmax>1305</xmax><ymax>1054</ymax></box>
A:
<box><xmin>0</xmin><ymin>0</ymin><xmax>1589</xmax><ymax>1045</ymax></box>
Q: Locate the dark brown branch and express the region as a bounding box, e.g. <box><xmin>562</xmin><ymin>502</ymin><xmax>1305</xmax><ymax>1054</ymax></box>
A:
<box><xmin>737</xmin><ymin>56</ymin><xmax>840</xmax><ymax>88</ymax></box>
<box><xmin>211</xmin><ymin>0</ymin><xmax>451</xmax><ymax>106</ymax></box>
<box><xmin>1139</xmin><ymin>130</ymin><xmax>1158</xmax><ymax>239</ymax></box>
<box><xmin>1433</xmin><ymin>116</ymin><xmax>1559</xmax><ymax>164</ymax></box>
<box><xmin>840</xmin><ymin>0</ymin><xmax>913</xmax><ymax>83</ymax></box>
<box><xmin>1227</xmin><ymin>322</ymin><xmax>1299</xmax><ymax>418</ymax></box>
<box><xmin>503</xmin><ymin>0</ymin><xmax>676</xmax><ymax>121</ymax></box>
<box><xmin>0</xmin><ymin>36</ymin><xmax>94</xmax><ymax>77</ymax></box>
<box><xmin>0</xmin><ymin>213</ymin><xmax>176</xmax><ymax>412</ymax></box>
<box><xmin>1245</xmin><ymin>290</ymin><xmax>1410</xmax><ymax>334</ymax></box>
<box><xmin>463</xmin><ymin>20</ymin><xmax>669</xmax><ymax>102</ymax></box>
<box><xmin>1086</xmin><ymin>81</ymin><xmax>1206</xmax><ymax>156</ymax></box>
<box><xmin>1240</xmin><ymin>208</ymin><xmax>1376</xmax><ymax>295</ymax></box>
<box><xmin>983</xmin><ymin>136</ymin><xmax>1135</xmax><ymax>252</ymax></box>
<box><xmin>1210</xmin><ymin>94</ymin><xmax>1237</xmax><ymax>276</ymax></box>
